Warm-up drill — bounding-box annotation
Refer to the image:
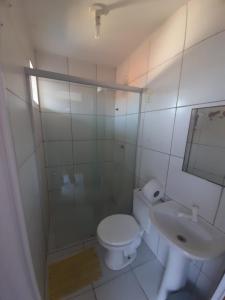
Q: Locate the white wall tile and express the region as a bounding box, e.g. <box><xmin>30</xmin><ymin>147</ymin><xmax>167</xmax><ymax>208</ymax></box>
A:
<box><xmin>140</xmin><ymin>148</ymin><xmax>169</xmax><ymax>190</ymax></box>
<box><xmin>215</xmin><ymin>189</ymin><xmax>225</xmax><ymax>233</ymax></box>
<box><xmin>72</xmin><ymin>115</ymin><xmax>96</xmax><ymax>140</ymax></box>
<box><xmin>113</xmin><ymin>142</ymin><xmax>125</xmax><ymax>165</ymax></box>
<box><xmin>185</xmin><ymin>0</ymin><xmax>225</xmax><ymax>49</ymax></box>
<box><xmin>125</xmin><ymin>114</ymin><xmax>138</xmax><ymax>144</ymax></box>
<box><xmin>126</xmin><ymin>92</ymin><xmax>140</xmax><ymax>115</ymax></box>
<box><xmin>97</xmin><ymin>90</ymin><xmax>115</xmax><ymax>116</ymax></box>
<box><xmin>7</xmin><ymin>92</ymin><xmax>34</xmax><ymax>167</ymax></box>
<box><xmin>144</xmin><ymin>54</ymin><xmax>182</xmax><ymax>111</ymax></box>
<box><xmin>114</xmin><ymin>116</ymin><xmax>126</xmax><ymax>141</ymax></box>
<box><xmin>97</xmin><ymin>116</ymin><xmax>114</xmax><ymax>139</ymax></box>
<box><xmin>75</xmin><ymin>141</ymin><xmax>97</xmax><ymax>163</ymax></box>
<box><xmin>115</xmin><ymin>91</ymin><xmax>127</xmax><ymax>116</ymax></box>
<box><xmin>137</xmin><ymin>113</ymin><xmax>144</xmax><ymax>146</ymax></box>
<box><xmin>42</xmin><ymin>112</ymin><xmax>72</xmax><ymax>141</ymax></box>
<box><xmin>135</xmin><ymin>147</ymin><xmax>142</xmax><ymax>184</ymax></box>
<box><xmin>36</xmin><ymin>51</ymin><xmax>68</xmax><ymax>74</ymax></box>
<box><xmin>116</xmin><ymin>59</ymin><xmax>129</xmax><ymax>84</ymax></box>
<box><xmin>124</xmin><ymin>144</ymin><xmax>136</xmax><ymax>173</ymax></box>
<box><xmin>166</xmin><ymin>156</ymin><xmax>222</xmax><ymax>223</ymax></box>
<box><xmin>142</xmin><ymin>109</ymin><xmax>176</xmax><ymax>154</ymax></box>
<box><xmin>178</xmin><ymin>32</ymin><xmax>225</xmax><ymax>107</ymax></box>
<box><xmin>39</xmin><ymin>78</ymin><xmax>70</xmax><ymax>113</ymax></box>
<box><xmin>70</xmin><ymin>84</ymin><xmax>96</xmax><ymax>115</ymax></box>
<box><xmin>97</xmin><ymin>140</ymin><xmax>114</xmax><ymax>162</ymax></box>
<box><xmin>0</xmin><ymin>9</ymin><xmax>30</xmax><ymax>100</ymax></box>
<box><xmin>68</xmin><ymin>58</ymin><xmax>96</xmax><ymax>80</ymax></box>
<box><xmin>45</xmin><ymin>141</ymin><xmax>73</xmax><ymax>166</ymax></box>
<box><xmin>149</xmin><ymin>5</ymin><xmax>186</xmax><ymax>70</ymax></box>
<box><xmin>128</xmin><ymin>39</ymin><xmax>150</xmax><ymax>82</ymax></box>
<box><xmin>97</xmin><ymin>65</ymin><xmax>116</xmax><ymax>83</ymax></box>
<box><xmin>171</xmin><ymin>106</ymin><xmax>191</xmax><ymax>158</ymax></box>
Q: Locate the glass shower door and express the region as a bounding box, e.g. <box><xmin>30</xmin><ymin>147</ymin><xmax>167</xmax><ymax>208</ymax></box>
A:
<box><xmin>38</xmin><ymin>76</ymin><xmax>140</xmax><ymax>251</ymax></box>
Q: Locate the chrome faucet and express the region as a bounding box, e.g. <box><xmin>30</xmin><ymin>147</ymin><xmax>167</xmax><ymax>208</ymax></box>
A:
<box><xmin>177</xmin><ymin>205</ymin><xmax>199</xmax><ymax>222</ymax></box>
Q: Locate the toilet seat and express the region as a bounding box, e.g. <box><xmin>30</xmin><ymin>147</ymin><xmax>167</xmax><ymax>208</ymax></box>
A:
<box><xmin>97</xmin><ymin>214</ymin><xmax>140</xmax><ymax>247</ymax></box>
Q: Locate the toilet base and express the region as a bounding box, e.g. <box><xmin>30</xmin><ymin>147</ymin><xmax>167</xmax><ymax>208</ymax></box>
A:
<box><xmin>104</xmin><ymin>248</ymin><xmax>137</xmax><ymax>270</ymax></box>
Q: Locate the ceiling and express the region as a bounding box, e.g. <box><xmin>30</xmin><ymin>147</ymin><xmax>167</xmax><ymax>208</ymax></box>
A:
<box><xmin>22</xmin><ymin>0</ymin><xmax>186</xmax><ymax>66</ymax></box>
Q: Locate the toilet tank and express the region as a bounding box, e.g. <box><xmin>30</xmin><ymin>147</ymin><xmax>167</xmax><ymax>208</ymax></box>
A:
<box><xmin>133</xmin><ymin>189</ymin><xmax>153</xmax><ymax>233</ymax></box>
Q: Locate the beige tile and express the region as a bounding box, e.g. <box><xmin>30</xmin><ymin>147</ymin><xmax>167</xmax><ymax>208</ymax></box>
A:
<box><xmin>97</xmin><ymin>65</ymin><xmax>116</xmax><ymax>83</ymax></box>
<box><xmin>186</xmin><ymin>0</ymin><xmax>225</xmax><ymax>49</ymax></box>
<box><xmin>144</xmin><ymin>54</ymin><xmax>182</xmax><ymax>111</ymax></box>
<box><xmin>149</xmin><ymin>5</ymin><xmax>186</xmax><ymax>70</ymax></box>
<box><xmin>36</xmin><ymin>51</ymin><xmax>68</xmax><ymax>73</ymax></box>
<box><xmin>178</xmin><ymin>32</ymin><xmax>225</xmax><ymax>107</ymax></box>
<box><xmin>128</xmin><ymin>38</ymin><xmax>150</xmax><ymax>82</ymax></box>
<box><xmin>68</xmin><ymin>58</ymin><xmax>96</xmax><ymax>80</ymax></box>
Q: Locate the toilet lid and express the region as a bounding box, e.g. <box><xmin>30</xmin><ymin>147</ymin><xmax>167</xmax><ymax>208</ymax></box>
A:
<box><xmin>97</xmin><ymin>214</ymin><xmax>140</xmax><ymax>246</ymax></box>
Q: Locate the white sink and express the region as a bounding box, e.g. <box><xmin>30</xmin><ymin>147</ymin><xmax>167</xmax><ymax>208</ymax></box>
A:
<box><xmin>150</xmin><ymin>200</ymin><xmax>225</xmax><ymax>260</ymax></box>
<box><xmin>150</xmin><ymin>200</ymin><xmax>225</xmax><ymax>300</ymax></box>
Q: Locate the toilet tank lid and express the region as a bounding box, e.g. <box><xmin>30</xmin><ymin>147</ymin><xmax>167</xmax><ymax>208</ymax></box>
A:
<box><xmin>97</xmin><ymin>214</ymin><xmax>140</xmax><ymax>246</ymax></box>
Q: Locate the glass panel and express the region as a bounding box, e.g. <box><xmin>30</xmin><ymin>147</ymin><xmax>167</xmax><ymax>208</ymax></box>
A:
<box><xmin>38</xmin><ymin>78</ymin><xmax>140</xmax><ymax>251</ymax></box>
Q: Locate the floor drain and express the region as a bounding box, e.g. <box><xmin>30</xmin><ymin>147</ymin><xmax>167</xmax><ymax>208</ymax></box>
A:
<box><xmin>177</xmin><ymin>235</ymin><xmax>187</xmax><ymax>243</ymax></box>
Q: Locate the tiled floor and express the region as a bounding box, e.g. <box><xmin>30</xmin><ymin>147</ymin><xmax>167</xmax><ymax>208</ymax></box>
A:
<box><xmin>48</xmin><ymin>240</ymin><xmax>164</xmax><ymax>300</ymax></box>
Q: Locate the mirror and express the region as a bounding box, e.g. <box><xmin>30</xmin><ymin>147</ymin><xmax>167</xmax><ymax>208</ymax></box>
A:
<box><xmin>183</xmin><ymin>105</ymin><xmax>225</xmax><ymax>186</ymax></box>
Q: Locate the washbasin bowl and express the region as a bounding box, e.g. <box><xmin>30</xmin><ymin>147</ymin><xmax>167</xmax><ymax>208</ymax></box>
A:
<box><xmin>150</xmin><ymin>200</ymin><xmax>225</xmax><ymax>260</ymax></box>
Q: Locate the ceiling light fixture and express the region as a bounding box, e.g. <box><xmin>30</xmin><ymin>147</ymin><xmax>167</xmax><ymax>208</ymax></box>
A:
<box><xmin>89</xmin><ymin>3</ymin><xmax>109</xmax><ymax>39</ymax></box>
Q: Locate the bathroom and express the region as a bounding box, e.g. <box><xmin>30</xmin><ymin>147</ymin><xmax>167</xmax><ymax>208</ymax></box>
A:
<box><xmin>1</xmin><ymin>0</ymin><xmax>225</xmax><ymax>299</ymax></box>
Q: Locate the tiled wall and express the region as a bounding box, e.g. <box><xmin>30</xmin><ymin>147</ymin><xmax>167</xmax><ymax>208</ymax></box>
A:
<box><xmin>0</xmin><ymin>1</ymin><xmax>48</xmax><ymax>297</ymax></box>
<box><xmin>116</xmin><ymin>0</ymin><xmax>225</xmax><ymax>298</ymax></box>
<box><xmin>114</xmin><ymin>90</ymin><xmax>140</xmax><ymax>210</ymax></box>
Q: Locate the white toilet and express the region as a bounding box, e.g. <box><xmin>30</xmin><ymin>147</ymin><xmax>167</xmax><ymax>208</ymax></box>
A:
<box><xmin>97</xmin><ymin>185</ymin><xmax>162</xmax><ymax>270</ymax></box>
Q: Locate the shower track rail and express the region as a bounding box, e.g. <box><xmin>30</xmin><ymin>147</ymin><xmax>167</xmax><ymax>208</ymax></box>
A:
<box><xmin>24</xmin><ymin>67</ymin><xmax>143</xmax><ymax>94</ymax></box>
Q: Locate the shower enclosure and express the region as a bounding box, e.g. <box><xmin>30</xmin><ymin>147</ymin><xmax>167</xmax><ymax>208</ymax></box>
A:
<box><xmin>26</xmin><ymin>68</ymin><xmax>142</xmax><ymax>251</ymax></box>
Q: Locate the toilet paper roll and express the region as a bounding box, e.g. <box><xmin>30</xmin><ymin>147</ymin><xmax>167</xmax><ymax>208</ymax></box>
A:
<box><xmin>142</xmin><ymin>179</ymin><xmax>163</xmax><ymax>203</ymax></box>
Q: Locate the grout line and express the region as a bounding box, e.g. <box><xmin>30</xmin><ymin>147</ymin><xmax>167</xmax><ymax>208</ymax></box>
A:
<box><xmin>141</xmin><ymin>98</ymin><xmax>225</xmax><ymax>114</ymax></box>
<box><xmin>6</xmin><ymin>87</ymin><xmax>28</xmax><ymax>103</ymax></box>
<box><xmin>164</xmin><ymin>1</ymin><xmax>188</xmax><ymax>196</ymax></box>
<box><xmin>184</xmin><ymin>27</ymin><xmax>225</xmax><ymax>52</ymax></box>
<box><xmin>126</xmin><ymin>28</ymin><xmax>225</xmax><ymax>87</ymax></box>
<box><xmin>131</xmin><ymin>268</ymin><xmax>149</xmax><ymax>300</ymax></box>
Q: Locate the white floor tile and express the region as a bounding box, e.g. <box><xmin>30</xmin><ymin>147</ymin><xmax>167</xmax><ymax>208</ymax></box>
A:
<box><xmin>95</xmin><ymin>271</ymin><xmax>147</xmax><ymax>300</ymax></box>
<box><xmin>93</xmin><ymin>244</ymin><xmax>131</xmax><ymax>288</ymax></box>
<box><xmin>131</xmin><ymin>241</ymin><xmax>155</xmax><ymax>269</ymax></box>
<box><xmin>133</xmin><ymin>259</ymin><xmax>164</xmax><ymax>300</ymax></box>
<box><xmin>66</xmin><ymin>289</ymin><xmax>96</xmax><ymax>300</ymax></box>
